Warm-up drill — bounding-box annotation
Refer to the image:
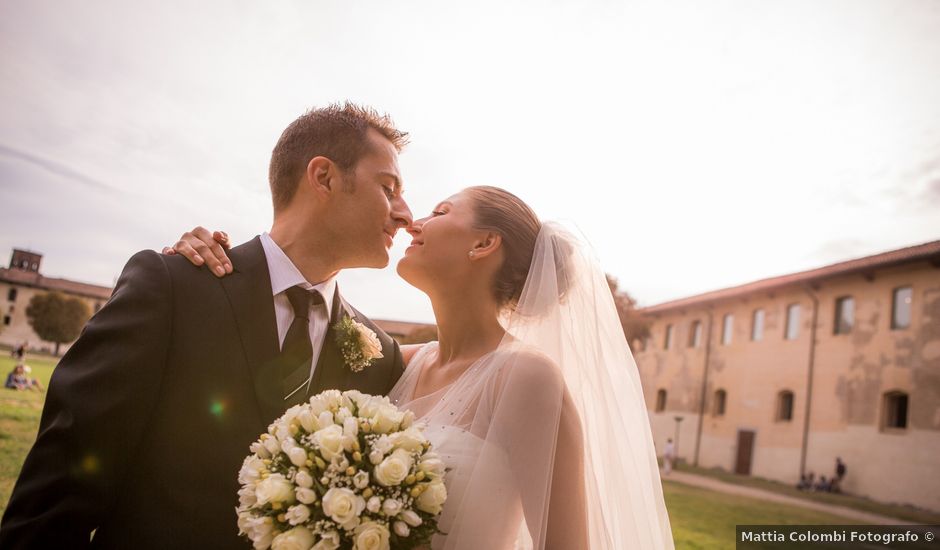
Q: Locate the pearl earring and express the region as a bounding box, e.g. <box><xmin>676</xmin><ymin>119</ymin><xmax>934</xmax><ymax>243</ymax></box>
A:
<box><xmin>468</xmin><ymin>251</ymin><xmax>476</xmax><ymax>258</ymax></box>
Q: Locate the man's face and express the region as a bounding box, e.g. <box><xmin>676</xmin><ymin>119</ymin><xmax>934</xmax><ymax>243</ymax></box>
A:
<box><xmin>331</xmin><ymin>129</ymin><xmax>413</xmax><ymax>268</ymax></box>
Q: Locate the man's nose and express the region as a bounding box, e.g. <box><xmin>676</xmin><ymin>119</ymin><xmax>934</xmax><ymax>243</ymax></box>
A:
<box><xmin>392</xmin><ymin>197</ymin><xmax>413</xmax><ymax>229</ymax></box>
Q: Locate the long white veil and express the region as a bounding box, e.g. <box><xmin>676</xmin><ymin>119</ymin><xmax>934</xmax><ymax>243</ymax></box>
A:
<box><xmin>411</xmin><ymin>222</ymin><xmax>674</xmax><ymax>549</ymax></box>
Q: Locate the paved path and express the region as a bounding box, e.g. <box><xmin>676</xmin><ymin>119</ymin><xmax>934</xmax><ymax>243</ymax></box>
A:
<box><xmin>662</xmin><ymin>470</ymin><xmax>916</xmax><ymax>525</ymax></box>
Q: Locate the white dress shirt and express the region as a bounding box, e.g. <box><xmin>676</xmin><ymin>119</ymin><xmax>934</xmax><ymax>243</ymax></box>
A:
<box><xmin>260</xmin><ymin>232</ymin><xmax>337</xmax><ymax>394</ymax></box>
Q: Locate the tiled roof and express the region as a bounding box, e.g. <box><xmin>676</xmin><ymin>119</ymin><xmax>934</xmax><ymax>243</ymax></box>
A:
<box><xmin>0</xmin><ymin>268</ymin><xmax>112</xmax><ymax>301</ymax></box>
<box><xmin>643</xmin><ymin>239</ymin><xmax>940</xmax><ymax>314</ymax></box>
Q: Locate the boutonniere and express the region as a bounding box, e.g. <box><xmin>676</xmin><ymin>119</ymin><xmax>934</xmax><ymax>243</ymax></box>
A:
<box><xmin>333</xmin><ymin>316</ymin><xmax>384</xmax><ymax>372</ymax></box>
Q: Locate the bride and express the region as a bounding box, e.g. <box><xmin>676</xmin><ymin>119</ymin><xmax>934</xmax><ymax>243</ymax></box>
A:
<box><xmin>172</xmin><ymin>186</ymin><xmax>674</xmax><ymax>549</ymax></box>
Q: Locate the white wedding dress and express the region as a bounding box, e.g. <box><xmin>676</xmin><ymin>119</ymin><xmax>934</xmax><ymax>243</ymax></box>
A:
<box><xmin>388</xmin><ymin>224</ymin><xmax>675</xmax><ymax>550</ymax></box>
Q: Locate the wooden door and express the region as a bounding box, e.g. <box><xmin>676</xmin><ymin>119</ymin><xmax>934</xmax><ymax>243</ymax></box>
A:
<box><xmin>735</xmin><ymin>430</ymin><xmax>755</xmax><ymax>475</ymax></box>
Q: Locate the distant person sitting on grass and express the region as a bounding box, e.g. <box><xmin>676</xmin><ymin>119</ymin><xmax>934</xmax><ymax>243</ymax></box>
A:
<box><xmin>814</xmin><ymin>475</ymin><xmax>832</xmax><ymax>492</ymax></box>
<box><xmin>4</xmin><ymin>364</ymin><xmax>43</xmax><ymax>392</ymax></box>
<box><xmin>796</xmin><ymin>472</ymin><xmax>815</xmax><ymax>491</ymax></box>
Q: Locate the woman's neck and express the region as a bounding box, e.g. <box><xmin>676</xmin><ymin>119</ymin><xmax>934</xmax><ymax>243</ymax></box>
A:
<box><xmin>430</xmin><ymin>289</ymin><xmax>505</xmax><ymax>366</ymax></box>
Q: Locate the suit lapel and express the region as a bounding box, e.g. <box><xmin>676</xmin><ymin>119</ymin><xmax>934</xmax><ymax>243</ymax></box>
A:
<box><xmin>218</xmin><ymin>237</ymin><xmax>283</xmax><ymax>424</ymax></box>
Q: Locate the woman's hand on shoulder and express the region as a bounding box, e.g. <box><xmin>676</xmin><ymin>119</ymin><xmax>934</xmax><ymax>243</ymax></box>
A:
<box><xmin>161</xmin><ymin>226</ymin><xmax>232</xmax><ymax>277</ymax></box>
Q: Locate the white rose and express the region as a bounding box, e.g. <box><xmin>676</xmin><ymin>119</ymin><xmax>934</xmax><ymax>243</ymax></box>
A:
<box><xmin>418</xmin><ymin>453</ymin><xmax>445</xmax><ymax>478</ymax></box>
<box><xmin>353</xmin><ymin>520</ymin><xmax>390</xmax><ymax>550</ymax></box>
<box><xmin>271</xmin><ymin>526</ymin><xmax>315</xmax><ymax>550</ymax></box>
<box><xmin>294</xmin><ymin>469</ymin><xmax>314</xmax><ymax>488</ymax></box>
<box><xmin>353</xmin><ymin>470</ymin><xmax>370</xmax><ymax>489</ymax></box>
<box><xmin>393</xmin><ymin>521</ymin><xmax>410</xmax><ymax>538</ymax></box>
<box><xmin>399</xmin><ymin>509</ymin><xmax>423</xmax><ymax>527</ymax></box>
<box><xmin>288</xmin><ymin>447</ymin><xmax>308</xmax><ymax>468</ymax></box>
<box><xmin>255</xmin><ymin>474</ymin><xmax>294</xmax><ymax>506</ymax></box>
<box><xmin>280</xmin><ymin>404</ymin><xmax>304</xmax><ymax>427</ymax></box>
<box><xmin>262</xmin><ymin>435</ymin><xmax>281</xmax><ymax>457</ymax></box>
<box><xmin>298</xmin><ymin>409</ymin><xmax>320</xmax><ymax>432</ymax></box>
<box><xmin>335</xmin><ymin>406</ymin><xmax>352</xmax><ymax>424</ymax></box>
<box><xmin>373</xmin><ymin>449</ymin><xmax>413</xmax><ymax>487</ymax></box>
<box><xmin>400</xmin><ymin>410</ymin><xmax>415</xmax><ymax>429</ymax></box>
<box><xmin>239</xmin><ymin>456</ymin><xmax>266</xmax><ymax>485</ymax></box>
<box><xmin>381</xmin><ymin>498</ymin><xmax>402</xmax><ymax>516</ymax></box>
<box><xmin>356</xmin><ymin>396</ymin><xmax>380</xmax><ymax>418</ymax></box>
<box><xmin>312</xmin><ymin>530</ymin><xmax>341</xmax><ymax>550</ymax></box>
<box><xmin>313</xmin><ymin>424</ymin><xmax>347</xmax><ymax>462</ymax></box>
<box><xmin>366</xmin><ymin>496</ymin><xmax>381</xmax><ymax>513</ymax></box>
<box><xmin>388</xmin><ymin>427</ymin><xmax>426</xmax><ymax>452</ymax></box>
<box><xmin>343</xmin><ymin>416</ymin><xmax>359</xmax><ymax>439</ymax></box>
<box><xmin>354</xmin><ymin>322</ymin><xmax>384</xmax><ymax>361</ymax></box>
<box><xmin>238</xmin><ymin>485</ymin><xmax>258</xmax><ymax>508</ymax></box>
<box><xmin>371</xmin><ymin>406</ymin><xmax>404</xmax><ymax>434</ymax></box>
<box><xmin>307</xmin><ymin>395</ymin><xmax>329</xmax><ymax>416</ymax></box>
<box><xmin>285</xmin><ymin>504</ymin><xmax>311</xmax><ymax>526</ymax></box>
<box><xmin>295</xmin><ymin>487</ymin><xmax>317</xmax><ymax>505</ymax></box>
<box><xmin>321</xmin><ymin>389</ymin><xmax>343</xmax><ymax>410</ymax></box>
<box><xmin>240</xmin><ymin>515</ymin><xmax>275</xmax><ymax>550</ymax></box>
<box><xmin>416</xmin><ymin>479</ymin><xmax>447</xmax><ymax>515</ymax></box>
<box><xmin>372</xmin><ymin>435</ymin><xmax>392</xmax><ymax>456</ymax></box>
<box><xmin>321</xmin><ymin>487</ymin><xmax>366</xmax><ymax>530</ymax></box>
<box><xmin>250</xmin><ymin>439</ymin><xmax>272</xmax><ymax>459</ymax></box>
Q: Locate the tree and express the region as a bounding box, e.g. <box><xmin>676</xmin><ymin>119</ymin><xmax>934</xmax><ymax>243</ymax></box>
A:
<box><xmin>606</xmin><ymin>274</ymin><xmax>651</xmax><ymax>351</ymax></box>
<box><xmin>399</xmin><ymin>325</ymin><xmax>439</xmax><ymax>345</ymax></box>
<box><xmin>26</xmin><ymin>291</ymin><xmax>91</xmax><ymax>355</ymax></box>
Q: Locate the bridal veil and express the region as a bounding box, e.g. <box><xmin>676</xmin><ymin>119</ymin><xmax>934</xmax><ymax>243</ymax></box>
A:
<box><xmin>411</xmin><ymin>222</ymin><xmax>674</xmax><ymax>549</ymax></box>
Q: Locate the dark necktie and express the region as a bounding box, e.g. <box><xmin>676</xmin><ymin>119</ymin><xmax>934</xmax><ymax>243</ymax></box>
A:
<box><xmin>281</xmin><ymin>286</ymin><xmax>324</xmax><ymax>402</ymax></box>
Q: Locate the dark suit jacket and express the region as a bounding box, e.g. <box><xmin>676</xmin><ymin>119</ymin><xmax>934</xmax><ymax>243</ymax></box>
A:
<box><xmin>0</xmin><ymin>237</ymin><xmax>404</xmax><ymax>549</ymax></box>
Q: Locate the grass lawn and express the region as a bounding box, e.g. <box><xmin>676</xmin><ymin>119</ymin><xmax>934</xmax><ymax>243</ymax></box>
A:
<box><xmin>0</xmin><ymin>353</ymin><xmax>57</xmax><ymax>516</ymax></box>
<box><xmin>663</xmin><ymin>480</ymin><xmax>869</xmax><ymax>550</ymax></box>
<box><xmin>675</xmin><ymin>463</ymin><xmax>940</xmax><ymax>525</ymax></box>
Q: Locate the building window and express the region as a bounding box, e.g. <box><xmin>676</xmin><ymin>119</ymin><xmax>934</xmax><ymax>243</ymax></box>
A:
<box><xmin>751</xmin><ymin>309</ymin><xmax>764</xmax><ymax>341</ymax></box>
<box><xmin>2</xmin><ymin>315</ymin><xmax>10</xmax><ymax>326</ymax></box>
<box><xmin>721</xmin><ymin>314</ymin><xmax>733</xmax><ymax>345</ymax></box>
<box><xmin>891</xmin><ymin>287</ymin><xmax>912</xmax><ymax>330</ymax></box>
<box><xmin>882</xmin><ymin>391</ymin><xmax>909</xmax><ymax>430</ymax></box>
<box><xmin>776</xmin><ymin>390</ymin><xmax>794</xmax><ymax>421</ymax></box>
<box><xmin>713</xmin><ymin>389</ymin><xmax>726</xmax><ymax>416</ymax></box>
<box><xmin>7</xmin><ymin>288</ymin><xmax>16</xmax><ymax>302</ymax></box>
<box><xmin>785</xmin><ymin>303</ymin><xmax>801</xmax><ymax>340</ymax></box>
<box><xmin>688</xmin><ymin>320</ymin><xmax>702</xmax><ymax>348</ymax></box>
<box><xmin>664</xmin><ymin>324</ymin><xmax>673</xmax><ymax>350</ymax></box>
<box><xmin>655</xmin><ymin>389</ymin><xmax>667</xmax><ymax>412</ymax></box>
<box><xmin>834</xmin><ymin>296</ymin><xmax>854</xmax><ymax>334</ymax></box>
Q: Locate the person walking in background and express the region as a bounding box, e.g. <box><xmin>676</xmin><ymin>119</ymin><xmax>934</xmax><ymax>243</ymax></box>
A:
<box><xmin>663</xmin><ymin>438</ymin><xmax>676</xmax><ymax>475</ymax></box>
<box><xmin>832</xmin><ymin>457</ymin><xmax>847</xmax><ymax>493</ymax></box>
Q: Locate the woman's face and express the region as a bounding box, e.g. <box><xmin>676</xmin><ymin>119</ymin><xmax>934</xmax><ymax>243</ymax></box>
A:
<box><xmin>397</xmin><ymin>190</ymin><xmax>482</xmax><ymax>293</ymax></box>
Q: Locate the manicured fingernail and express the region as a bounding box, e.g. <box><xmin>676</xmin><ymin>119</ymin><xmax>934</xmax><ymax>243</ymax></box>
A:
<box><xmin>215</xmin><ymin>266</ymin><xmax>225</xmax><ymax>276</ymax></box>
<box><xmin>225</xmin><ymin>263</ymin><xmax>233</xmax><ymax>273</ymax></box>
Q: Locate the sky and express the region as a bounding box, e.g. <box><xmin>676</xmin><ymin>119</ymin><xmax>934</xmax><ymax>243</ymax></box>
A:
<box><xmin>1</xmin><ymin>0</ymin><xmax>939</xmax><ymax>323</ymax></box>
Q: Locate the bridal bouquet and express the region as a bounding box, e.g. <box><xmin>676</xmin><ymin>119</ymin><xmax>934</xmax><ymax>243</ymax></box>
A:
<box><xmin>237</xmin><ymin>390</ymin><xmax>446</xmax><ymax>550</ymax></box>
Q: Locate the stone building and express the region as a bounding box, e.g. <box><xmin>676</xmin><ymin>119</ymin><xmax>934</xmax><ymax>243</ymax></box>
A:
<box><xmin>0</xmin><ymin>249</ymin><xmax>112</xmax><ymax>355</ymax></box>
<box><xmin>634</xmin><ymin>239</ymin><xmax>940</xmax><ymax>512</ymax></box>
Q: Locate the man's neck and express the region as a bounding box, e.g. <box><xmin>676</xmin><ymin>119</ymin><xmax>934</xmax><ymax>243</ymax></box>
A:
<box><xmin>268</xmin><ymin>224</ymin><xmax>340</xmax><ymax>285</ymax></box>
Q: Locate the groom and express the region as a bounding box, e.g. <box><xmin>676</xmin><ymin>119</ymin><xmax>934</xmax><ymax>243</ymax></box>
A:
<box><xmin>0</xmin><ymin>103</ymin><xmax>413</xmax><ymax>548</ymax></box>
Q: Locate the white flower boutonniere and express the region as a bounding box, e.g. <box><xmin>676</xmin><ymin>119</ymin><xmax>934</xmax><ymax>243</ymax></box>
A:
<box><xmin>333</xmin><ymin>316</ymin><xmax>384</xmax><ymax>372</ymax></box>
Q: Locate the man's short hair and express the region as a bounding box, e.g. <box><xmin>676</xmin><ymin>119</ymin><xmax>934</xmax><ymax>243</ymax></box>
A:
<box><xmin>268</xmin><ymin>102</ymin><xmax>408</xmax><ymax>211</ymax></box>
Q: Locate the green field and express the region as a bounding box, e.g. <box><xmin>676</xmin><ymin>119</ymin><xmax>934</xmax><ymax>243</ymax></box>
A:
<box><xmin>0</xmin><ymin>354</ymin><xmax>56</xmax><ymax>516</ymax></box>
<box><xmin>0</xmin><ymin>355</ymin><xmax>888</xmax><ymax>546</ymax></box>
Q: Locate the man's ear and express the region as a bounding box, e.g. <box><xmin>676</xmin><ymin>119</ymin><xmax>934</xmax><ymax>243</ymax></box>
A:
<box><xmin>305</xmin><ymin>156</ymin><xmax>336</xmax><ymax>198</ymax></box>
<box><xmin>469</xmin><ymin>232</ymin><xmax>502</xmax><ymax>260</ymax></box>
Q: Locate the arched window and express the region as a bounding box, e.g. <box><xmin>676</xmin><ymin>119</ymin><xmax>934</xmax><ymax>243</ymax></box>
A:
<box><xmin>713</xmin><ymin>389</ymin><xmax>726</xmax><ymax>416</ymax></box>
<box><xmin>882</xmin><ymin>391</ymin><xmax>909</xmax><ymax>430</ymax></box>
<box><xmin>655</xmin><ymin>389</ymin><xmax>667</xmax><ymax>413</ymax></box>
<box><xmin>776</xmin><ymin>390</ymin><xmax>794</xmax><ymax>421</ymax></box>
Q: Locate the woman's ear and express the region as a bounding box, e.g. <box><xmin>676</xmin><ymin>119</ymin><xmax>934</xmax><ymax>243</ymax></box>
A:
<box><xmin>469</xmin><ymin>232</ymin><xmax>502</xmax><ymax>260</ymax></box>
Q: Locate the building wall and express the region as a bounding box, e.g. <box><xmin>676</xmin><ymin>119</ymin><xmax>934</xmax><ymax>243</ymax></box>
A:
<box><xmin>635</xmin><ymin>260</ymin><xmax>940</xmax><ymax>512</ymax></box>
<box><xmin>0</xmin><ymin>282</ymin><xmax>104</xmax><ymax>355</ymax></box>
